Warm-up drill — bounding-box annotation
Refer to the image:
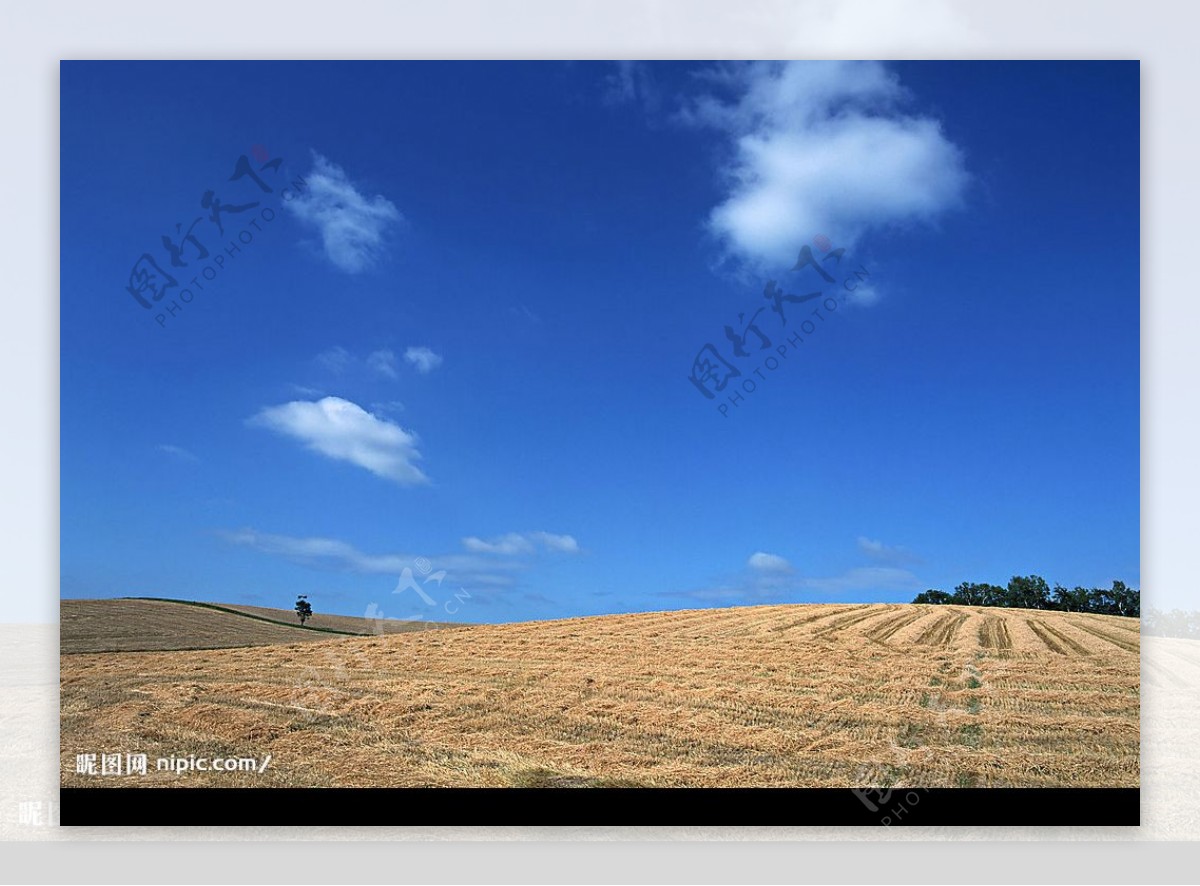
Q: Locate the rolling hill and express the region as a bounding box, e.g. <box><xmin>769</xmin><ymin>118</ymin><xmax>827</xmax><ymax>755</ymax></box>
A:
<box><xmin>60</xmin><ymin>598</ymin><xmax>457</xmax><ymax>654</ymax></box>
<box><xmin>59</xmin><ymin>602</ymin><xmax>1139</xmax><ymax>788</ymax></box>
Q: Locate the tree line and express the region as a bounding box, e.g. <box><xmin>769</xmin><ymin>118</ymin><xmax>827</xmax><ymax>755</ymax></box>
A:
<box><xmin>911</xmin><ymin>575</ymin><xmax>1139</xmax><ymax>617</ymax></box>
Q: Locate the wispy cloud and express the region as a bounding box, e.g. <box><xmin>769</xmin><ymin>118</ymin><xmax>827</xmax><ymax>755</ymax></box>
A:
<box><xmin>247</xmin><ymin>396</ymin><xmax>428</xmax><ymax>485</ymax></box>
<box><xmin>509</xmin><ymin>304</ymin><xmax>541</xmax><ymax>324</ymax></box>
<box><xmin>682</xmin><ymin>61</ymin><xmax>968</xmax><ymax>271</ymax></box>
<box><xmin>218</xmin><ymin>528</ymin><xmax>520</xmax><ymax>588</ymax></box>
<box><xmin>857</xmin><ymin>535</ymin><xmax>920</xmax><ymax>566</ymax></box>
<box><xmin>157</xmin><ymin>444</ymin><xmax>198</xmax><ymax>463</ymax></box>
<box><xmin>285</xmin><ymin>153</ymin><xmax>402</xmax><ymax>273</ymax></box>
<box><xmin>462</xmin><ymin>533</ymin><xmax>533</xmax><ymax>556</ymax></box>
<box><xmin>219</xmin><ymin>527</ymin><xmax>583</xmax><ymax>593</ymax></box>
<box><xmin>312</xmin><ymin>346</ymin><xmax>404</xmax><ymax>380</ymax></box>
<box><xmin>463</xmin><ymin>531</ymin><xmax>580</xmax><ymax>556</ymax></box>
<box><xmin>603</xmin><ymin>61</ymin><xmax>661</xmax><ymax>115</ymax></box>
<box><xmin>370</xmin><ymin>399</ymin><xmax>405</xmax><ymax>416</ymax></box>
<box><xmin>747</xmin><ymin>551</ymin><xmax>792</xmax><ymax>573</ymax></box>
<box><xmin>289</xmin><ymin>383</ymin><xmax>326</xmax><ymax>398</ymax></box>
<box><xmin>530</xmin><ymin>531</ymin><xmax>581</xmax><ymax>554</ymax></box>
<box><xmin>666</xmin><ymin>538</ymin><xmax>923</xmax><ymax>604</ymax></box>
<box><xmin>366</xmin><ymin>349</ymin><xmax>399</xmax><ymax>379</ymax></box>
<box><xmin>315</xmin><ymin>346</ymin><xmax>352</xmax><ymax>374</ymax></box>
<box><xmin>404</xmin><ymin>346</ymin><xmax>443</xmax><ymax>374</ymax></box>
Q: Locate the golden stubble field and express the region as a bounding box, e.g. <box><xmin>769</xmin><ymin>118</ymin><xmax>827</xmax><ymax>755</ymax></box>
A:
<box><xmin>61</xmin><ymin>599</ymin><xmax>456</xmax><ymax>653</ymax></box>
<box><xmin>60</xmin><ymin>603</ymin><xmax>1140</xmax><ymax>788</ymax></box>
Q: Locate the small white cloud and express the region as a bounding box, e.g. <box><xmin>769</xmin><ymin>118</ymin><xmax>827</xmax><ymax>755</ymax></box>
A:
<box><xmin>462</xmin><ymin>533</ymin><xmax>534</xmax><ymax>556</ymax></box>
<box><xmin>370</xmin><ymin>400</ymin><xmax>405</xmax><ymax>416</ymax></box>
<box><xmin>248</xmin><ymin>396</ymin><xmax>428</xmax><ymax>486</ymax></box>
<box><xmin>367</xmin><ymin>349</ymin><xmax>398</xmax><ymax>379</ymax></box>
<box><xmin>285</xmin><ymin>153</ymin><xmax>402</xmax><ymax>273</ymax></box>
<box><xmin>157</xmin><ymin>444</ymin><xmax>198</xmax><ymax>462</ymax></box>
<box><xmin>529</xmin><ymin>532</ymin><xmax>580</xmax><ymax>554</ymax></box>
<box><xmin>747</xmin><ymin>551</ymin><xmax>793</xmax><ymax>573</ymax></box>
<box><xmin>404</xmin><ymin>346</ymin><xmax>443</xmax><ymax>374</ymax></box>
<box><xmin>316</xmin><ymin>346</ymin><xmax>352</xmax><ymax>374</ymax></box>
<box><xmin>462</xmin><ymin>531</ymin><xmax>580</xmax><ymax>556</ymax></box>
<box><xmin>857</xmin><ymin>536</ymin><xmax>918</xmax><ymax>565</ymax></box>
<box><xmin>844</xmin><ymin>281</ymin><xmax>880</xmax><ymax>307</ymax></box>
<box><xmin>603</xmin><ymin>61</ymin><xmax>660</xmax><ymax>114</ymax></box>
<box><xmin>289</xmin><ymin>383</ymin><xmax>326</xmax><ymax>397</ymax></box>
<box><xmin>684</xmin><ymin>61</ymin><xmax>968</xmax><ymax>271</ymax></box>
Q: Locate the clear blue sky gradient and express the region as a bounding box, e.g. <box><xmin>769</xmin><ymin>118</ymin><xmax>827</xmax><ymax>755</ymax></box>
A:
<box><xmin>61</xmin><ymin>61</ymin><xmax>1140</xmax><ymax>624</ymax></box>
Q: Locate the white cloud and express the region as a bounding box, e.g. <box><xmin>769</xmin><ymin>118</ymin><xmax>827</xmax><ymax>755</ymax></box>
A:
<box><xmin>315</xmin><ymin>346</ymin><xmax>352</xmax><ymax>374</ymax></box>
<box><xmin>370</xmin><ymin>400</ymin><xmax>405</xmax><ymax>416</ymax></box>
<box><xmin>462</xmin><ymin>533</ymin><xmax>533</xmax><ymax>556</ymax></box>
<box><xmin>404</xmin><ymin>346</ymin><xmax>443</xmax><ymax>374</ymax></box>
<box><xmin>157</xmin><ymin>444</ymin><xmax>198</xmax><ymax>462</ymax></box>
<box><xmin>285</xmin><ymin>153</ymin><xmax>401</xmax><ymax>273</ymax></box>
<box><xmin>747</xmin><ymin>551</ymin><xmax>792</xmax><ymax>573</ymax></box>
<box><xmin>366</xmin><ymin>349</ymin><xmax>399</xmax><ymax>379</ymax></box>
<box><xmin>529</xmin><ymin>531</ymin><xmax>581</xmax><ymax>554</ymax></box>
<box><xmin>603</xmin><ymin>61</ymin><xmax>661</xmax><ymax>114</ymax></box>
<box><xmin>667</xmin><ymin>536</ymin><xmax>924</xmax><ymax>604</ymax></box>
<box><xmin>219</xmin><ymin>528</ymin><xmax>520</xmax><ymax>588</ymax></box>
<box><xmin>857</xmin><ymin>536</ymin><xmax>919</xmax><ymax>566</ymax></box>
<box><xmin>463</xmin><ymin>531</ymin><xmax>580</xmax><ymax>556</ymax></box>
<box><xmin>312</xmin><ymin>347</ymin><xmax>404</xmax><ymax>380</ymax></box>
<box><xmin>247</xmin><ymin>396</ymin><xmax>428</xmax><ymax>486</ymax></box>
<box><xmin>289</xmin><ymin>383</ymin><xmax>326</xmax><ymax>397</ymax></box>
<box><xmin>684</xmin><ymin>61</ymin><xmax>968</xmax><ymax>271</ymax></box>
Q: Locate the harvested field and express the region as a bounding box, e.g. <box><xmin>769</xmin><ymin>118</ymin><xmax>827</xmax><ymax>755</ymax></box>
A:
<box><xmin>60</xmin><ymin>603</ymin><xmax>1139</xmax><ymax>788</ymax></box>
<box><xmin>61</xmin><ymin>599</ymin><xmax>457</xmax><ymax>654</ymax></box>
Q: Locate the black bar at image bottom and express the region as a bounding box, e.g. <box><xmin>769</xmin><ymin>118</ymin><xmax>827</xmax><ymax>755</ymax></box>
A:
<box><xmin>59</xmin><ymin>787</ymin><xmax>1139</xmax><ymax>827</ymax></box>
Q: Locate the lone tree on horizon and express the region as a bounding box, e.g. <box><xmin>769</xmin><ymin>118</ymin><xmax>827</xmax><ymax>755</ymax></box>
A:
<box><xmin>295</xmin><ymin>595</ymin><xmax>313</xmax><ymax>626</ymax></box>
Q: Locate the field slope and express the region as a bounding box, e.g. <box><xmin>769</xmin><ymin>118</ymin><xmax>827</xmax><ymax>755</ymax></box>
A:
<box><xmin>60</xmin><ymin>603</ymin><xmax>1139</xmax><ymax>788</ymax></box>
<box><xmin>61</xmin><ymin>598</ymin><xmax>455</xmax><ymax>654</ymax></box>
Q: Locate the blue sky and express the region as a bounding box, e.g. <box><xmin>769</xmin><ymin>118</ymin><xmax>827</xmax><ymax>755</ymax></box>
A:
<box><xmin>60</xmin><ymin>61</ymin><xmax>1140</xmax><ymax>624</ymax></box>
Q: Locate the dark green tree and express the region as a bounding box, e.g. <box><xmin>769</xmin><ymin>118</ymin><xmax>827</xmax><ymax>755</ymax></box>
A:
<box><xmin>1005</xmin><ymin>575</ymin><xmax>1051</xmax><ymax>610</ymax></box>
<box><xmin>1107</xmin><ymin>580</ymin><xmax>1140</xmax><ymax>617</ymax></box>
<box><xmin>952</xmin><ymin>582</ymin><xmax>1005</xmax><ymax>607</ymax></box>
<box><xmin>295</xmin><ymin>594</ymin><xmax>313</xmax><ymax>626</ymax></box>
<box><xmin>913</xmin><ymin>589</ymin><xmax>954</xmax><ymax>605</ymax></box>
<box><xmin>1052</xmin><ymin>584</ymin><xmax>1092</xmax><ymax>612</ymax></box>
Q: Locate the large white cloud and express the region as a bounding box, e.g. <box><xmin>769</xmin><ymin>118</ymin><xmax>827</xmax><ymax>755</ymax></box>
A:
<box><xmin>685</xmin><ymin>61</ymin><xmax>968</xmax><ymax>270</ymax></box>
<box><xmin>285</xmin><ymin>153</ymin><xmax>401</xmax><ymax>273</ymax></box>
<box><xmin>248</xmin><ymin>396</ymin><xmax>428</xmax><ymax>485</ymax></box>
